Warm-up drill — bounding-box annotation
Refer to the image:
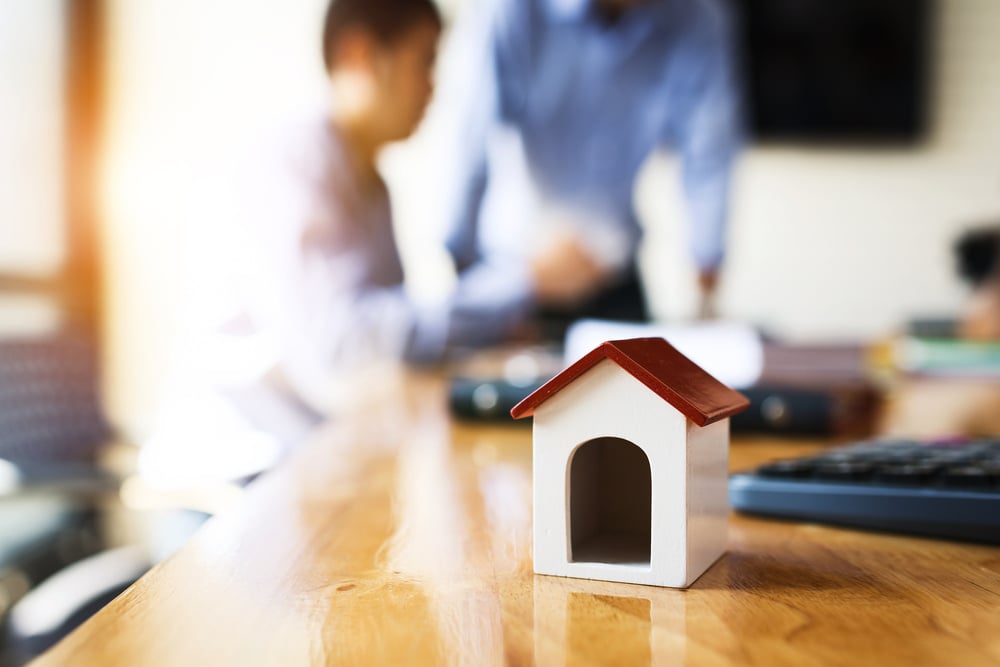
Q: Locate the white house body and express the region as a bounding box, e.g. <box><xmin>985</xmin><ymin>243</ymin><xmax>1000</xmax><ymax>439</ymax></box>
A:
<box><xmin>513</xmin><ymin>338</ymin><xmax>748</xmax><ymax>589</ymax></box>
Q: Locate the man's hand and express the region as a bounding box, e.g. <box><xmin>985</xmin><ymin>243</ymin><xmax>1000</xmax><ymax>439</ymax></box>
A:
<box><xmin>529</xmin><ymin>229</ymin><xmax>611</xmax><ymax>307</ymax></box>
<box><xmin>696</xmin><ymin>268</ymin><xmax>719</xmax><ymax>319</ymax></box>
<box><xmin>961</xmin><ymin>279</ymin><xmax>1000</xmax><ymax>340</ymax></box>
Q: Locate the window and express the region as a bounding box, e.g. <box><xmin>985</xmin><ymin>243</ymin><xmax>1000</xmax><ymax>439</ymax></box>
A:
<box><xmin>0</xmin><ymin>0</ymin><xmax>103</xmax><ymax>334</ymax></box>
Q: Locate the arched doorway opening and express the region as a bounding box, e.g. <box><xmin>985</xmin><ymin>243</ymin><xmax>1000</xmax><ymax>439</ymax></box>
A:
<box><xmin>568</xmin><ymin>437</ymin><xmax>651</xmax><ymax>566</ymax></box>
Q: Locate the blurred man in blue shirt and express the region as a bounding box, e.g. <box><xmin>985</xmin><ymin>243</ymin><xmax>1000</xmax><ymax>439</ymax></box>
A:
<box><xmin>438</xmin><ymin>0</ymin><xmax>743</xmax><ymax>338</ymax></box>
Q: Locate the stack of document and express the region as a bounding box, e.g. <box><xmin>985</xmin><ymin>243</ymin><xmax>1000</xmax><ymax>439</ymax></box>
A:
<box><xmin>564</xmin><ymin>319</ymin><xmax>764</xmax><ymax>390</ymax></box>
<box><xmin>893</xmin><ymin>337</ymin><xmax>1000</xmax><ymax>378</ymax></box>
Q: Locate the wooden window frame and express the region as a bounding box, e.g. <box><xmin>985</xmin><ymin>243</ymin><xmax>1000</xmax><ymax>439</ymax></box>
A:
<box><xmin>0</xmin><ymin>0</ymin><xmax>105</xmax><ymax>336</ymax></box>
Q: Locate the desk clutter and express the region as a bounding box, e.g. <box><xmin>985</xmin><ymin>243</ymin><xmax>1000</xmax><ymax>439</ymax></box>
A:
<box><xmin>450</xmin><ymin>322</ymin><xmax>882</xmax><ymax>440</ymax></box>
<box><xmin>450</xmin><ymin>372</ymin><xmax>880</xmax><ymax>438</ymax></box>
<box><xmin>731</xmin><ymin>437</ymin><xmax>1000</xmax><ymax>544</ymax></box>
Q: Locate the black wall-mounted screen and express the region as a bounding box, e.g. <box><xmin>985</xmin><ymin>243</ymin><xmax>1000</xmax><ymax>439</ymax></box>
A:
<box><xmin>735</xmin><ymin>0</ymin><xmax>934</xmax><ymax>142</ymax></box>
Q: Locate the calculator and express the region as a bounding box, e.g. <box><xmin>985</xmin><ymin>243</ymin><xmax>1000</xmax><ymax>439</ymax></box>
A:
<box><xmin>729</xmin><ymin>438</ymin><xmax>1000</xmax><ymax>544</ymax></box>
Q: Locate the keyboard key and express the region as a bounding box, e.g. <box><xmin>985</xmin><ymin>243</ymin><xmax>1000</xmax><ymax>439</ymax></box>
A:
<box><xmin>757</xmin><ymin>460</ymin><xmax>815</xmax><ymax>478</ymax></box>
<box><xmin>873</xmin><ymin>463</ymin><xmax>939</xmax><ymax>484</ymax></box>
<box><xmin>940</xmin><ymin>466</ymin><xmax>996</xmax><ymax>489</ymax></box>
<box><xmin>813</xmin><ymin>461</ymin><xmax>873</xmax><ymax>481</ymax></box>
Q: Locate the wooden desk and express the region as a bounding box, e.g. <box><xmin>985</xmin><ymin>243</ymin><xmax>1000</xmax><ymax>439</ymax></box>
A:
<box><xmin>36</xmin><ymin>376</ymin><xmax>1000</xmax><ymax>666</ymax></box>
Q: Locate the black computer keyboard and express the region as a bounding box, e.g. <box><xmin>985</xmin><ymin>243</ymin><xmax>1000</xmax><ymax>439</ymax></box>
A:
<box><xmin>729</xmin><ymin>438</ymin><xmax>1000</xmax><ymax>544</ymax></box>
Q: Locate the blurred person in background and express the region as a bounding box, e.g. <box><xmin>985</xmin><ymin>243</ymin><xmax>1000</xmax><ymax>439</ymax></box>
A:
<box><xmin>437</xmin><ymin>0</ymin><xmax>744</xmax><ymax>339</ymax></box>
<box><xmin>229</xmin><ymin>0</ymin><xmax>448</xmax><ymax>418</ymax></box>
<box><xmin>145</xmin><ymin>0</ymin><xmax>554</xmax><ymax>480</ymax></box>
<box><xmin>882</xmin><ymin>226</ymin><xmax>1000</xmax><ymax>438</ymax></box>
<box><xmin>956</xmin><ymin>226</ymin><xmax>1000</xmax><ymax>341</ymax></box>
<box><xmin>232</xmin><ymin>0</ymin><xmax>594</xmax><ymax>412</ymax></box>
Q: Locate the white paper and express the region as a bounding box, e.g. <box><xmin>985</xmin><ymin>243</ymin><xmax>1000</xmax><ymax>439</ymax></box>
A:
<box><xmin>564</xmin><ymin>319</ymin><xmax>764</xmax><ymax>389</ymax></box>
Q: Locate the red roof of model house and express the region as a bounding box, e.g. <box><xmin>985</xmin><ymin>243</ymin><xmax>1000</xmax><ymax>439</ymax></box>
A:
<box><xmin>510</xmin><ymin>337</ymin><xmax>750</xmax><ymax>426</ymax></box>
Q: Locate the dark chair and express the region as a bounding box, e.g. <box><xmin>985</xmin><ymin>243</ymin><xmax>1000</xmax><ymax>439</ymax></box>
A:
<box><xmin>0</xmin><ymin>330</ymin><xmax>109</xmax><ymax>465</ymax></box>
<box><xmin>0</xmin><ymin>328</ymin><xmax>145</xmax><ymax>665</ymax></box>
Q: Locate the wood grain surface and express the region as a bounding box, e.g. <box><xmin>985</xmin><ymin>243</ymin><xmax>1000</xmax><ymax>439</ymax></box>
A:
<box><xmin>35</xmin><ymin>374</ymin><xmax>1000</xmax><ymax>666</ymax></box>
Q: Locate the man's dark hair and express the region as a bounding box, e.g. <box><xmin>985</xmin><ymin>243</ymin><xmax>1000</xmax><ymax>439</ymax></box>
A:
<box><xmin>322</xmin><ymin>0</ymin><xmax>442</xmax><ymax>71</ymax></box>
<box><xmin>956</xmin><ymin>226</ymin><xmax>1000</xmax><ymax>287</ymax></box>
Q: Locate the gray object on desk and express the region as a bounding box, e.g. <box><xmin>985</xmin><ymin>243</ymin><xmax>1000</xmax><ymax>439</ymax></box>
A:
<box><xmin>0</xmin><ymin>331</ymin><xmax>134</xmax><ymax>666</ymax></box>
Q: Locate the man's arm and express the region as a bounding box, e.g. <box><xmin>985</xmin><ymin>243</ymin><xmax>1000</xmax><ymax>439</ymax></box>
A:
<box><xmin>673</xmin><ymin>0</ymin><xmax>744</xmax><ymax>316</ymax></box>
<box><xmin>432</xmin><ymin>0</ymin><xmax>507</xmax><ymax>272</ymax></box>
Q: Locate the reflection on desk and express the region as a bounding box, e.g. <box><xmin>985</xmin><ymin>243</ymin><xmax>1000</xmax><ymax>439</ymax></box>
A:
<box><xmin>34</xmin><ymin>374</ymin><xmax>1000</xmax><ymax>666</ymax></box>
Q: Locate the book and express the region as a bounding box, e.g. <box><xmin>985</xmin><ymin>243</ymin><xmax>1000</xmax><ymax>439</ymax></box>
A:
<box><xmin>894</xmin><ymin>337</ymin><xmax>1000</xmax><ymax>378</ymax></box>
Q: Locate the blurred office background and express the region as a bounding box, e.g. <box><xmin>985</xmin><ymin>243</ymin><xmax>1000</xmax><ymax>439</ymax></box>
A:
<box><xmin>3</xmin><ymin>0</ymin><xmax>999</xmax><ymax>454</ymax></box>
<box><xmin>68</xmin><ymin>0</ymin><xmax>999</xmax><ymax>441</ymax></box>
<box><xmin>1</xmin><ymin>0</ymin><xmax>999</xmax><ymax>658</ymax></box>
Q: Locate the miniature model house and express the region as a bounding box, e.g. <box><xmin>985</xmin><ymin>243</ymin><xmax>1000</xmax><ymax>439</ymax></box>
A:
<box><xmin>511</xmin><ymin>337</ymin><xmax>749</xmax><ymax>588</ymax></box>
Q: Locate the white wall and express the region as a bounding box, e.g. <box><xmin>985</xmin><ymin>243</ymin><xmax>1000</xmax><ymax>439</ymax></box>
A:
<box><xmin>0</xmin><ymin>0</ymin><xmax>65</xmax><ymax>335</ymax></box>
<box><xmin>102</xmin><ymin>0</ymin><xmax>330</xmax><ymax>436</ymax></box>
<box><xmin>102</xmin><ymin>0</ymin><xmax>1000</xmax><ymax>436</ymax></box>
<box><xmin>0</xmin><ymin>0</ymin><xmax>64</xmax><ymax>277</ymax></box>
<box><xmin>636</xmin><ymin>0</ymin><xmax>1000</xmax><ymax>339</ymax></box>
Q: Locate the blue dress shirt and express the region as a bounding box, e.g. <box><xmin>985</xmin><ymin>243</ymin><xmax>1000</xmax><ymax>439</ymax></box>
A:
<box><xmin>442</xmin><ymin>0</ymin><xmax>743</xmax><ymax>280</ymax></box>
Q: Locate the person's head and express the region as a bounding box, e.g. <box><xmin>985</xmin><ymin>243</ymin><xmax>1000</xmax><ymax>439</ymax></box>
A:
<box><xmin>322</xmin><ymin>0</ymin><xmax>442</xmax><ymax>148</ymax></box>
